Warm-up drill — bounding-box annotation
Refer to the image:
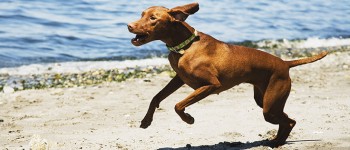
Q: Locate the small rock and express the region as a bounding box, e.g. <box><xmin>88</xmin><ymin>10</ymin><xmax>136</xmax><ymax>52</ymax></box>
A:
<box><xmin>3</xmin><ymin>86</ymin><xmax>14</xmax><ymax>93</ymax></box>
<box><xmin>124</xmin><ymin>114</ymin><xmax>130</xmax><ymax>118</ymax></box>
<box><xmin>159</xmin><ymin>71</ymin><xmax>171</xmax><ymax>77</ymax></box>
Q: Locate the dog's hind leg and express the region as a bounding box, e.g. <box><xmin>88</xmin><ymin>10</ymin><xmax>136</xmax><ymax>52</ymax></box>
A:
<box><xmin>253</xmin><ymin>85</ymin><xmax>266</xmax><ymax>108</ymax></box>
<box><xmin>262</xmin><ymin>76</ymin><xmax>296</xmax><ymax>146</ymax></box>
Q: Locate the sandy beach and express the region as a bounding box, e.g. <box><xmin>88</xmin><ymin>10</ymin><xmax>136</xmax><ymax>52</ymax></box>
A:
<box><xmin>0</xmin><ymin>51</ymin><xmax>350</xmax><ymax>149</ymax></box>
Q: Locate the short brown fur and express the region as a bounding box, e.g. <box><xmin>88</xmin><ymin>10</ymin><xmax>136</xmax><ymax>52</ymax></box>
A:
<box><xmin>128</xmin><ymin>3</ymin><xmax>328</xmax><ymax>146</ymax></box>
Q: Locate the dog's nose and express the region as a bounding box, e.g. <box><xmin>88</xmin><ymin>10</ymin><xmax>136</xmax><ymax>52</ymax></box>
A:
<box><xmin>127</xmin><ymin>23</ymin><xmax>134</xmax><ymax>32</ymax></box>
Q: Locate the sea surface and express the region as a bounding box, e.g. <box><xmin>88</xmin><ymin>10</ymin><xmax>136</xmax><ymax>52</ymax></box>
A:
<box><xmin>1</xmin><ymin>0</ymin><xmax>350</xmax><ymax>68</ymax></box>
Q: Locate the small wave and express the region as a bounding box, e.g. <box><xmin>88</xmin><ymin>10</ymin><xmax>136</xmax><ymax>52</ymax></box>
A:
<box><xmin>49</xmin><ymin>34</ymin><xmax>80</xmax><ymax>41</ymax></box>
<box><xmin>256</xmin><ymin>37</ymin><xmax>350</xmax><ymax>49</ymax></box>
<box><xmin>0</xmin><ymin>54</ymin><xmax>80</xmax><ymax>68</ymax></box>
<box><xmin>0</xmin><ymin>14</ymin><xmax>37</xmax><ymax>21</ymax></box>
<box><xmin>232</xmin><ymin>37</ymin><xmax>350</xmax><ymax>49</ymax></box>
<box><xmin>20</xmin><ymin>37</ymin><xmax>46</xmax><ymax>44</ymax></box>
<box><xmin>0</xmin><ymin>58</ymin><xmax>168</xmax><ymax>76</ymax></box>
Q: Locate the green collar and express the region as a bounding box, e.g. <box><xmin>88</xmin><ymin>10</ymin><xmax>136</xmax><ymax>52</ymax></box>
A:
<box><xmin>166</xmin><ymin>30</ymin><xmax>198</xmax><ymax>54</ymax></box>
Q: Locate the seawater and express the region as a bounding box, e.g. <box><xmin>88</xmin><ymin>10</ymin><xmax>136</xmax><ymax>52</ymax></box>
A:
<box><xmin>0</xmin><ymin>0</ymin><xmax>350</xmax><ymax>68</ymax></box>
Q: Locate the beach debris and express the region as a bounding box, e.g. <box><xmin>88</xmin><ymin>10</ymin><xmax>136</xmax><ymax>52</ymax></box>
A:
<box><xmin>258</xmin><ymin>129</ymin><xmax>277</xmax><ymax>140</ymax></box>
<box><xmin>0</xmin><ymin>65</ymin><xmax>175</xmax><ymax>92</ymax></box>
<box><xmin>143</xmin><ymin>79</ymin><xmax>151</xmax><ymax>82</ymax></box>
<box><xmin>28</xmin><ymin>134</ymin><xmax>49</xmax><ymax>150</ymax></box>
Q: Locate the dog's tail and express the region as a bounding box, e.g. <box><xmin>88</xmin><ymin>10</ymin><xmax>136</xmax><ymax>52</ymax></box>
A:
<box><xmin>286</xmin><ymin>51</ymin><xmax>328</xmax><ymax>68</ymax></box>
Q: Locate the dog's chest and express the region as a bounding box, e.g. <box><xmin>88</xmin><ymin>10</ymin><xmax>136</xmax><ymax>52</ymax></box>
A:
<box><xmin>175</xmin><ymin>69</ymin><xmax>203</xmax><ymax>90</ymax></box>
<box><xmin>168</xmin><ymin>53</ymin><xmax>205</xmax><ymax>89</ymax></box>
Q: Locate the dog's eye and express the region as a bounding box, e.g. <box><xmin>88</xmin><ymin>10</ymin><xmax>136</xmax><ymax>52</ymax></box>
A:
<box><xmin>150</xmin><ymin>16</ymin><xmax>156</xmax><ymax>20</ymax></box>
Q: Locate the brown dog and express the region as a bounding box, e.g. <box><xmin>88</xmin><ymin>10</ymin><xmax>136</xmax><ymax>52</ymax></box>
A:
<box><xmin>128</xmin><ymin>3</ymin><xmax>327</xmax><ymax>146</ymax></box>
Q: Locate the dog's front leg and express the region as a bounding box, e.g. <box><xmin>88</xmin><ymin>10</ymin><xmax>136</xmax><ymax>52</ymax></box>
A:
<box><xmin>140</xmin><ymin>75</ymin><xmax>184</xmax><ymax>129</ymax></box>
<box><xmin>175</xmin><ymin>82</ymin><xmax>221</xmax><ymax>124</ymax></box>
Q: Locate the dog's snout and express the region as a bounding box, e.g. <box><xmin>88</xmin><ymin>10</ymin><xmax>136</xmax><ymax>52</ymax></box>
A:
<box><xmin>127</xmin><ymin>23</ymin><xmax>135</xmax><ymax>32</ymax></box>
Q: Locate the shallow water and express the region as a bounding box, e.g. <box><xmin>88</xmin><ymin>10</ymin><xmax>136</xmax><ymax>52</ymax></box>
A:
<box><xmin>0</xmin><ymin>0</ymin><xmax>349</xmax><ymax>68</ymax></box>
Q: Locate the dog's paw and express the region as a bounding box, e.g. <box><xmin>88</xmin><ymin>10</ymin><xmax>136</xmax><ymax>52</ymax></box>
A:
<box><xmin>140</xmin><ymin>118</ymin><xmax>152</xmax><ymax>129</ymax></box>
<box><xmin>184</xmin><ymin>113</ymin><xmax>195</xmax><ymax>124</ymax></box>
<box><xmin>267</xmin><ymin>139</ymin><xmax>285</xmax><ymax>148</ymax></box>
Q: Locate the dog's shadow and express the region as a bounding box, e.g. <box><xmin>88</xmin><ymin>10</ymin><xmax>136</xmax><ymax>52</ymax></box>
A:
<box><xmin>158</xmin><ymin>139</ymin><xmax>320</xmax><ymax>150</ymax></box>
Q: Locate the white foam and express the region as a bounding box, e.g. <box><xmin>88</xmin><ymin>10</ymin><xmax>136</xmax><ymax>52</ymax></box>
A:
<box><xmin>2</xmin><ymin>37</ymin><xmax>349</xmax><ymax>76</ymax></box>
<box><xmin>296</xmin><ymin>37</ymin><xmax>350</xmax><ymax>48</ymax></box>
<box><xmin>0</xmin><ymin>58</ymin><xmax>168</xmax><ymax>76</ymax></box>
<box><xmin>257</xmin><ymin>37</ymin><xmax>350</xmax><ymax>49</ymax></box>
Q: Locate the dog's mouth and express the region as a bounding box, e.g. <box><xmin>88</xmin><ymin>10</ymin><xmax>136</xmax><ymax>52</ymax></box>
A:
<box><xmin>131</xmin><ymin>34</ymin><xmax>150</xmax><ymax>46</ymax></box>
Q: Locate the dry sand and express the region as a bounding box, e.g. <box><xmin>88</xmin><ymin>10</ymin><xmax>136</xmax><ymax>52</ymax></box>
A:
<box><xmin>1</xmin><ymin>51</ymin><xmax>350</xmax><ymax>150</ymax></box>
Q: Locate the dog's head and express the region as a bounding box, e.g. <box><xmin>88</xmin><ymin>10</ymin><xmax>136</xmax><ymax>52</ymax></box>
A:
<box><xmin>127</xmin><ymin>3</ymin><xmax>199</xmax><ymax>46</ymax></box>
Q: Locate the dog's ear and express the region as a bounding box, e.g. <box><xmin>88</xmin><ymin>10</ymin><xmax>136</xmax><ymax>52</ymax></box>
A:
<box><xmin>168</xmin><ymin>3</ymin><xmax>199</xmax><ymax>22</ymax></box>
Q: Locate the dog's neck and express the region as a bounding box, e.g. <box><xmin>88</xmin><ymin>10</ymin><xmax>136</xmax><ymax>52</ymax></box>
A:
<box><xmin>161</xmin><ymin>22</ymin><xmax>196</xmax><ymax>48</ymax></box>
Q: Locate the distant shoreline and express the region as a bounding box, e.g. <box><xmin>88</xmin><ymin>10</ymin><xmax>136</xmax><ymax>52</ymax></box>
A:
<box><xmin>1</xmin><ymin>45</ymin><xmax>349</xmax><ymax>92</ymax></box>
